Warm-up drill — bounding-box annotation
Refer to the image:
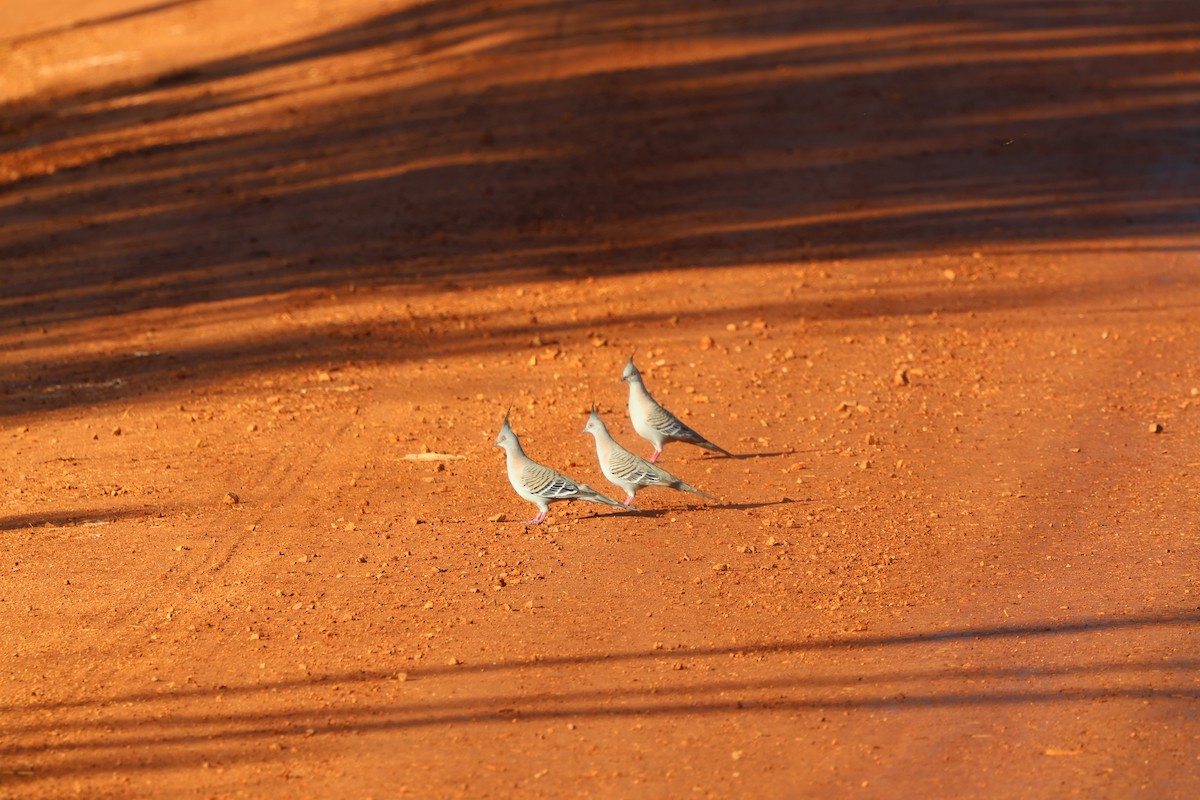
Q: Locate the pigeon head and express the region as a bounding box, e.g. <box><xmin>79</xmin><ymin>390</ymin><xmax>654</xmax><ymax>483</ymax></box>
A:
<box><xmin>494</xmin><ymin>404</ymin><xmax>517</xmax><ymax>448</ymax></box>
<box><xmin>581</xmin><ymin>404</ymin><xmax>607</xmax><ymax>436</ymax></box>
<box><xmin>620</xmin><ymin>355</ymin><xmax>641</xmax><ymax>383</ymax></box>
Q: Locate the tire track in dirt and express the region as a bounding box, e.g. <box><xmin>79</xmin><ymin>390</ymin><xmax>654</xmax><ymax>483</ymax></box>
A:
<box><xmin>2</xmin><ymin>398</ymin><xmax>364</xmax><ymax>727</ymax></box>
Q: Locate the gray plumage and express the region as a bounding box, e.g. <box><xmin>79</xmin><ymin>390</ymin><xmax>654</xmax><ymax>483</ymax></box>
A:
<box><xmin>582</xmin><ymin>408</ymin><xmax>719</xmax><ymax>506</ymax></box>
<box><xmin>494</xmin><ymin>409</ymin><xmax>625</xmax><ymax>524</ymax></box>
<box><xmin>622</xmin><ymin>356</ymin><xmax>734</xmax><ymax>463</ymax></box>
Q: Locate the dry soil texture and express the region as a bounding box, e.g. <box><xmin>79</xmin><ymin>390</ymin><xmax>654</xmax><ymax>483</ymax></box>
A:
<box><xmin>2</xmin><ymin>1</ymin><xmax>1200</xmax><ymax>798</ymax></box>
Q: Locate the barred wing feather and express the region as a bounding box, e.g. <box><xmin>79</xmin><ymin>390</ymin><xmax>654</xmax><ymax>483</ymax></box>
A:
<box><xmin>647</xmin><ymin>403</ymin><xmax>704</xmax><ymax>443</ymax></box>
<box><xmin>609</xmin><ymin>450</ymin><xmax>668</xmax><ymax>487</ymax></box>
<box><xmin>521</xmin><ymin>463</ymin><xmax>580</xmax><ymax>499</ymax></box>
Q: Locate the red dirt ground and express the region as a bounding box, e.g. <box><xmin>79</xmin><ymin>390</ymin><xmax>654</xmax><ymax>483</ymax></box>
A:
<box><xmin>2</xmin><ymin>1</ymin><xmax>1199</xmax><ymax>797</ymax></box>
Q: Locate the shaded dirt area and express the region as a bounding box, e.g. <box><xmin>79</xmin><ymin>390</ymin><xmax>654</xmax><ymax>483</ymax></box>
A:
<box><xmin>2</xmin><ymin>1</ymin><xmax>1199</xmax><ymax>797</ymax></box>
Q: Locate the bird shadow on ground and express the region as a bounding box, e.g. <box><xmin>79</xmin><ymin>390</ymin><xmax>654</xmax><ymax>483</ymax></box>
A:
<box><xmin>573</xmin><ymin>495</ymin><xmax>797</xmax><ymax>520</ymax></box>
<box><xmin>574</xmin><ymin>503</ymin><xmax>711</xmax><ymax>520</ymax></box>
<box><xmin>715</xmin><ymin>498</ymin><xmax>800</xmax><ymax>512</ymax></box>
<box><xmin>720</xmin><ymin>449</ymin><xmax>802</xmax><ymax>460</ymax></box>
<box><xmin>578</xmin><ymin>506</ymin><xmax>664</xmax><ymax>520</ymax></box>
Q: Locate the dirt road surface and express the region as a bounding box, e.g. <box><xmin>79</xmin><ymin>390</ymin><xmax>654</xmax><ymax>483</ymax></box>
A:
<box><xmin>2</xmin><ymin>1</ymin><xmax>1199</xmax><ymax>797</ymax></box>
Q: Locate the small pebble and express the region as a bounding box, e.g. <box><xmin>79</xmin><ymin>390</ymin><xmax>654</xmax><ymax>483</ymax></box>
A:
<box><xmin>223</xmin><ymin>492</ymin><xmax>240</xmax><ymax>506</ymax></box>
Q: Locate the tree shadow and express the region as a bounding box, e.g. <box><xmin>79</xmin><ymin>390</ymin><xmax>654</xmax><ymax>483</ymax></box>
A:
<box><xmin>1</xmin><ymin>0</ymin><xmax>1197</xmax><ymax>411</ymax></box>
<box><xmin>0</xmin><ymin>274</ymin><xmax>1167</xmax><ymax>419</ymax></box>
<box><xmin>1</xmin><ymin>608</ymin><xmax>1196</xmax><ymax>782</ymax></box>
<box><xmin>6</xmin><ymin>607</ymin><xmax>1196</xmax><ymax>715</ymax></box>
<box><xmin>3</xmin><ymin>0</ymin><xmax>204</xmax><ymax>46</ymax></box>
<box><xmin>0</xmin><ymin>506</ymin><xmax>156</xmax><ymax>532</ymax></box>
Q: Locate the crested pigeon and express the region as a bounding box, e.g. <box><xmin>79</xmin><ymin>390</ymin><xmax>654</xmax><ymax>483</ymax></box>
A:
<box><xmin>582</xmin><ymin>407</ymin><xmax>718</xmax><ymax>506</ymax></box>
<box><xmin>494</xmin><ymin>408</ymin><xmax>625</xmax><ymax>524</ymax></box>
<box><xmin>622</xmin><ymin>356</ymin><xmax>733</xmax><ymax>463</ymax></box>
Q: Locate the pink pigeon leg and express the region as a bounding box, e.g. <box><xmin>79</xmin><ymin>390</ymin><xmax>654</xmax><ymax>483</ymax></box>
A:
<box><xmin>649</xmin><ymin>450</ymin><xmax>661</xmax><ymax>463</ymax></box>
<box><xmin>525</xmin><ymin>511</ymin><xmax>547</xmax><ymax>525</ymax></box>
